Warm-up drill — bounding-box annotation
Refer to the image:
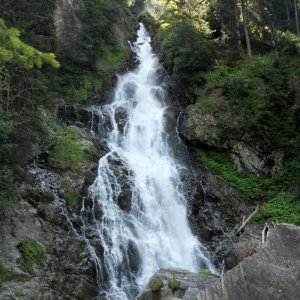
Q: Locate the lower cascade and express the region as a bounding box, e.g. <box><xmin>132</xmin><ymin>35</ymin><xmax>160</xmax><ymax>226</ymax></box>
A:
<box><xmin>82</xmin><ymin>24</ymin><xmax>214</xmax><ymax>299</ymax></box>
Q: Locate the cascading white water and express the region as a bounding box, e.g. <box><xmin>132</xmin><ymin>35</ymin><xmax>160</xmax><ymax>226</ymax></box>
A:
<box><xmin>86</xmin><ymin>24</ymin><xmax>214</xmax><ymax>299</ymax></box>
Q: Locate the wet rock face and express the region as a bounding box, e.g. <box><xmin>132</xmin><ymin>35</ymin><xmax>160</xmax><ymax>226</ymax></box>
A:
<box><xmin>107</xmin><ymin>154</ymin><xmax>133</xmax><ymax>212</ymax></box>
<box><xmin>115</xmin><ymin>106</ymin><xmax>129</xmax><ymax>134</ymax></box>
<box><xmin>136</xmin><ymin>268</ymin><xmax>217</xmax><ymax>300</ymax></box>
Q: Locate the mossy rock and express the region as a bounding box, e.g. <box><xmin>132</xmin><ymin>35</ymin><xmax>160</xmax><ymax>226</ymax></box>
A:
<box><xmin>150</xmin><ymin>277</ymin><xmax>163</xmax><ymax>292</ymax></box>
<box><xmin>19</xmin><ymin>238</ymin><xmax>46</xmax><ymax>273</ymax></box>
<box><xmin>168</xmin><ymin>279</ymin><xmax>180</xmax><ymax>290</ymax></box>
<box><xmin>200</xmin><ymin>269</ymin><xmax>212</xmax><ymax>276</ymax></box>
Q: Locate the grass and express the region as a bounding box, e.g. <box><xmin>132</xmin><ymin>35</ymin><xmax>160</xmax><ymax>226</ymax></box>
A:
<box><xmin>19</xmin><ymin>238</ymin><xmax>46</xmax><ymax>272</ymax></box>
<box><xmin>254</xmin><ymin>192</ymin><xmax>300</xmax><ymax>225</ymax></box>
<box><xmin>195</xmin><ymin>149</ymin><xmax>264</xmax><ymax>199</ymax></box>
<box><xmin>200</xmin><ymin>269</ymin><xmax>213</xmax><ymax>276</ymax></box>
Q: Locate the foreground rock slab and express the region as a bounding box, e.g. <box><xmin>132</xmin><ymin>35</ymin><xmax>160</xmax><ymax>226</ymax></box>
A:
<box><xmin>137</xmin><ymin>224</ymin><xmax>300</xmax><ymax>300</ymax></box>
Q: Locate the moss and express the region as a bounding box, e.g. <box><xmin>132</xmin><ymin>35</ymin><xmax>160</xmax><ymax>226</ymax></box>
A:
<box><xmin>61</xmin><ymin>181</ymin><xmax>78</xmax><ymax>205</ymax></box>
<box><xmin>200</xmin><ymin>269</ymin><xmax>212</xmax><ymax>276</ymax></box>
<box><xmin>254</xmin><ymin>192</ymin><xmax>300</xmax><ymax>225</ymax></box>
<box><xmin>168</xmin><ymin>279</ymin><xmax>180</xmax><ymax>290</ymax></box>
<box><xmin>19</xmin><ymin>238</ymin><xmax>46</xmax><ymax>272</ymax></box>
<box><xmin>15</xmin><ymin>291</ymin><xmax>26</xmax><ymax>297</ymax></box>
<box><xmin>0</xmin><ymin>262</ymin><xmax>6</xmax><ymax>282</ymax></box>
<box><xmin>150</xmin><ymin>277</ymin><xmax>163</xmax><ymax>292</ymax></box>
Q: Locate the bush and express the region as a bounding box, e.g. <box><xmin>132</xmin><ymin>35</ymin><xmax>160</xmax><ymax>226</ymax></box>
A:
<box><xmin>19</xmin><ymin>238</ymin><xmax>46</xmax><ymax>272</ymax></box>
<box><xmin>53</xmin><ymin>127</ymin><xmax>84</xmax><ymax>172</ymax></box>
<box><xmin>61</xmin><ymin>181</ymin><xmax>78</xmax><ymax>205</ymax></box>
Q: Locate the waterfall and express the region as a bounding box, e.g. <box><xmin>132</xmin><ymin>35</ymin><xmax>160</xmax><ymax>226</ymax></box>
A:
<box><xmin>83</xmin><ymin>24</ymin><xmax>214</xmax><ymax>299</ymax></box>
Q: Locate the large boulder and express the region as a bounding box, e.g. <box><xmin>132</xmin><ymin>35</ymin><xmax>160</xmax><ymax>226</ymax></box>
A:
<box><xmin>198</xmin><ymin>224</ymin><xmax>300</xmax><ymax>300</ymax></box>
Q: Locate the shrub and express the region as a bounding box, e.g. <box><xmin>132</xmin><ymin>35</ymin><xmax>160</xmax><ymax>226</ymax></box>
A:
<box><xmin>61</xmin><ymin>181</ymin><xmax>78</xmax><ymax>205</ymax></box>
<box><xmin>53</xmin><ymin>127</ymin><xmax>84</xmax><ymax>172</ymax></box>
<box><xmin>19</xmin><ymin>238</ymin><xmax>46</xmax><ymax>272</ymax></box>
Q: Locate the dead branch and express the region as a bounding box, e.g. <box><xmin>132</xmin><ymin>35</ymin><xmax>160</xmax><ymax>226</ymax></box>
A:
<box><xmin>236</xmin><ymin>205</ymin><xmax>259</xmax><ymax>236</ymax></box>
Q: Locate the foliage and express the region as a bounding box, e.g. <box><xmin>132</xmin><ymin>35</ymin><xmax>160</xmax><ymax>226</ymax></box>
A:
<box><xmin>150</xmin><ymin>277</ymin><xmax>163</xmax><ymax>292</ymax></box>
<box><xmin>19</xmin><ymin>238</ymin><xmax>46</xmax><ymax>272</ymax></box>
<box><xmin>61</xmin><ymin>181</ymin><xmax>78</xmax><ymax>205</ymax></box>
<box><xmin>157</xmin><ymin>19</ymin><xmax>216</xmax><ymax>83</ymax></box>
<box><xmin>198</xmin><ymin>54</ymin><xmax>300</xmax><ymax>155</ymax></box>
<box><xmin>0</xmin><ymin>166</ymin><xmax>14</xmax><ymax>217</ymax></box>
<box><xmin>254</xmin><ymin>192</ymin><xmax>300</xmax><ymax>225</ymax></box>
<box><xmin>52</xmin><ymin>127</ymin><xmax>84</xmax><ymax>172</ymax></box>
<box><xmin>0</xmin><ymin>19</ymin><xmax>59</xmax><ymax>69</ymax></box>
<box><xmin>168</xmin><ymin>279</ymin><xmax>180</xmax><ymax>290</ymax></box>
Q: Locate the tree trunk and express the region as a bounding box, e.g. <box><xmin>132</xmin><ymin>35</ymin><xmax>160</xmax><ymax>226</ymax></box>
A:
<box><xmin>286</xmin><ymin>0</ymin><xmax>291</xmax><ymax>30</ymax></box>
<box><xmin>234</xmin><ymin>0</ymin><xmax>243</xmax><ymax>56</ymax></box>
<box><xmin>241</xmin><ymin>0</ymin><xmax>252</xmax><ymax>56</ymax></box>
<box><xmin>294</xmin><ymin>0</ymin><xmax>300</xmax><ymax>37</ymax></box>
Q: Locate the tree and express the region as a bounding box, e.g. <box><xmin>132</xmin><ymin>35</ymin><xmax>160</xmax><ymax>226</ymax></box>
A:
<box><xmin>0</xmin><ymin>19</ymin><xmax>60</xmax><ymax>69</ymax></box>
<box><xmin>294</xmin><ymin>0</ymin><xmax>300</xmax><ymax>36</ymax></box>
<box><xmin>240</xmin><ymin>0</ymin><xmax>252</xmax><ymax>56</ymax></box>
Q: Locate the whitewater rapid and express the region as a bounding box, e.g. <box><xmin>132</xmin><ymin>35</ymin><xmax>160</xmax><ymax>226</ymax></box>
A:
<box><xmin>85</xmin><ymin>24</ymin><xmax>213</xmax><ymax>299</ymax></box>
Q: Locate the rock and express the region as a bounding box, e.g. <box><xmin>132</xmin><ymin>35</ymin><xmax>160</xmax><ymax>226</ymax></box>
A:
<box><xmin>136</xmin><ymin>268</ymin><xmax>217</xmax><ymax>300</ymax></box>
<box><xmin>115</xmin><ymin>106</ymin><xmax>129</xmax><ymax>133</ymax></box>
<box><xmin>179</xmin><ymin>108</ymin><xmax>222</xmax><ymax>148</ymax></box>
<box><xmin>197</xmin><ymin>224</ymin><xmax>300</xmax><ymax>300</ymax></box>
<box><xmin>231</xmin><ymin>142</ymin><xmax>283</xmax><ymax>176</ymax></box>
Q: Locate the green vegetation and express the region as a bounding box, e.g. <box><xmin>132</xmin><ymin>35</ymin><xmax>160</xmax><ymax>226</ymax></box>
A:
<box><xmin>196</xmin><ymin>149</ymin><xmax>264</xmax><ymax>199</ymax></box>
<box><xmin>19</xmin><ymin>238</ymin><xmax>46</xmax><ymax>272</ymax></box>
<box><xmin>157</xmin><ymin>20</ymin><xmax>215</xmax><ymax>84</ymax></box>
<box><xmin>61</xmin><ymin>181</ymin><xmax>78</xmax><ymax>205</ymax></box>
<box><xmin>254</xmin><ymin>193</ymin><xmax>300</xmax><ymax>225</ymax></box>
<box><xmin>168</xmin><ymin>279</ymin><xmax>180</xmax><ymax>290</ymax></box>
<box><xmin>52</xmin><ymin>127</ymin><xmax>84</xmax><ymax>172</ymax></box>
<box><xmin>150</xmin><ymin>277</ymin><xmax>163</xmax><ymax>292</ymax></box>
<box><xmin>200</xmin><ymin>269</ymin><xmax>213</xmax><ymax>277</ymax></box>
<box><xmin>0</xmin><ymin>262</ymin><xmax>6</xmax><ymax>282</ymax></box>
<box><xmin>15</xmin><ymin>291</ymin><xmax>26</xmax><ymax>297</ymax></box>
